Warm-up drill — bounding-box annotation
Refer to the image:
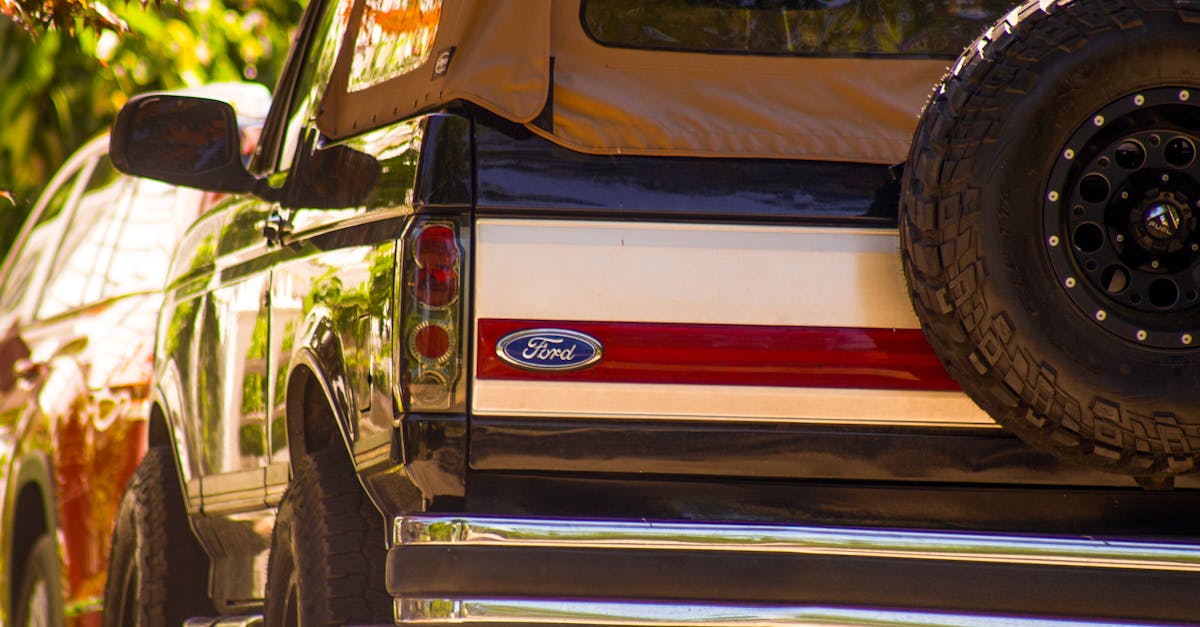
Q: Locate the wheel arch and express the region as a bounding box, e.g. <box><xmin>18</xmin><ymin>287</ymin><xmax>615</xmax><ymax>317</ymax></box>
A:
<box><xmin>147</xmin><ymin>360</ymin><xmax>194</xmax><ymax>489</ymax></box>
<box><xmin>285</xmin><ymin>342</ymin><xmax>354</xmax><ymax>464</ymax></box>
<box><xmin>7</xmin><ymin>453</ymin><xmax>55</xmax><ymax>620</ymax></box>
<box><xmin>147</xmin><ymin>401</ymin><xmax>171</xmax><ymax>450</ymax></box>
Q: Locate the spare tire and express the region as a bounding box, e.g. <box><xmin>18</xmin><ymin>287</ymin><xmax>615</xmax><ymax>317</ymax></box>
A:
<box><xmin>900</xmin><ymin>0</ymin><xmax>1200</xmax><ymax>479</ymax></box>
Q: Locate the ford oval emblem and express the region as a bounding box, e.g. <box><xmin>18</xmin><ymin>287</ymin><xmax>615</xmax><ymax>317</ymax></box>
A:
<box><xmin>496</xmin><ymin>329</ymin><xmax>604</xmax><ymax>372</ymax></box>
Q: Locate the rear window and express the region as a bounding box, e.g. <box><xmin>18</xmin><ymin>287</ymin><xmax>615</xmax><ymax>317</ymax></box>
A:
<box><xmin>581</xmin><ymin>0</ymin><xmax>1011</xmax><ymax>58</ymax></box>
<box><xmin>349</xmin><ymin>0</ymin><xmax>443</xmax><ymax>91</ymax></box>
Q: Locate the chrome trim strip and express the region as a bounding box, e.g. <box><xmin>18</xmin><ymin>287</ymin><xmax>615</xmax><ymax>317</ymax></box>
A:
<box><xmin>183</xmin><ymin>616</ymin><xmax>262</xmax><ymax>627</ymax></box>
<box><xmin>394</xmin><ymin>516</ymin><xmax>1200</xmax><ymax>572</ymax></box>
<box><xmin>396</xmin><ymin>598</ymin><xmax>1175</xmax><ymax>626</ymax></box>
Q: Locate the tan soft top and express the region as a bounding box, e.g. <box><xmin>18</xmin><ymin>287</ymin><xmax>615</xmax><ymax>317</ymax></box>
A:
<box><xmin>317</xmin><ymin>0</ymin><xmax>953</xmax><ymax>165</ymax></box>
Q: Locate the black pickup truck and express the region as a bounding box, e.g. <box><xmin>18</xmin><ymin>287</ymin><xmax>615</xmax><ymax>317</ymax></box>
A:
<box><xmin>104</xmin><ymin>0</ymin><xmax>1200</xmax><ymax>625</ymax></box>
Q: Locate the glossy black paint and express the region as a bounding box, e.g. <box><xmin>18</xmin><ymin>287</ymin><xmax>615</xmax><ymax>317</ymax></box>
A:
<box><xmin>465</xmin><ymin>471</ymin><xmax>1200</xmax><ymax>536</ymax></box>
<box><xmin>461</xmin><ymin>412</ymin><xmax>1200</xmax><ymax>537</ymax></box>
<box><xmin>284</xmin><ymin>134</ymin><xmax>381</xmax><ymax>209</ymax></box>
<box><xmin>414</xmin><ymin>114</ymin><xmax>473</xmax><ymax>209</ymax></box>
<box><xmin>473</xmin><ymin>112</ymin><xmax>899</xmax><ymax>225</ymax></box>
<box><xmin>469</xmin><ymin>418</ymin><xmax>1200</xmax><ymax>489</ymax></box>
<box><xmin>397</xmin><ymin>413</ymin><xmax>468</xmax><ymax>508</ymax></box>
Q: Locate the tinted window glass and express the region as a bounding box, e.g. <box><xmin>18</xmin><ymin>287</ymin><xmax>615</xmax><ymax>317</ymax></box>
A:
<box><xmin>582</xmin><ymin>0</ymin><xmax>1010</xmax><ymax>57</ymax></box>
<box><xmin>348</xmin><ymin>0</ymin><xmax>443</xmax><ymax>91</ymax></box>
<box><xmin>38</xmin><ymin>156</ymin><xmax>133</xmax><ymax>318</ymax></box>
<box><xmin>279</xmin><ymin>0</ymin><xmax>354</xmax><ymax>169</ymax></box>
<box><xmin>99</xmin><ymin>179</ymin><xmax>199</xmax><ymax>299</ymax></box>
<box><xmin>0</xmin><ymin>165</ymin><xmax>84</xmax><ymax>315</ymax></box>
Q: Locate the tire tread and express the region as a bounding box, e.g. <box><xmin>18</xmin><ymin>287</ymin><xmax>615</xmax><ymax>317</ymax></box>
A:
<box><xmin>900</xmin><ymin>0</ymin><xmax>1200</xmax><ymax>477</ymax></box>
<box><xmin>265</xmin><ymin>447</ymin><xmax>390</xmax><ymax>626</ymax></box>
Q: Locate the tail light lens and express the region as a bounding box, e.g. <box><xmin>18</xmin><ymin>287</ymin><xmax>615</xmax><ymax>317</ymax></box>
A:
<box><xmin>399</xmin><ymin>216</ymin><xmax>467</xmax><ymax>411</ymax></box>
<box><xmin>413</xmin><ymin>267</ymin><xmax>458</xmax><ymax>307</ymax></box>
<box><xmin>415</xmin><ymin>224</ymin><xmax>459</xmax><ymax>267</ymax></box>
<box><xmin>411</xmin><ymin>322</ymin><xmax>451</xmax><ymax>362</ymax></box>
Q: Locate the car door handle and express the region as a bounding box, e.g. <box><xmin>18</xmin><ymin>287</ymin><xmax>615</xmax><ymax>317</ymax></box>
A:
<box><xmin>261</xmin><ymin>212</ymin><xmax>292</xmax><ymax>247</ymax></box>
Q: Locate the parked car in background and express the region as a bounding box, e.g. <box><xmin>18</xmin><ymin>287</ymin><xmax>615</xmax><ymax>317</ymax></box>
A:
<box><xmin>0</xmin><ymin>82</ymin><xmax>269</xmax><ymax>627</ymax></box>
<box><xmin>107</xmin><ymin>0</ymin><xmax>1200</xmax><ymax>625</ymax></box>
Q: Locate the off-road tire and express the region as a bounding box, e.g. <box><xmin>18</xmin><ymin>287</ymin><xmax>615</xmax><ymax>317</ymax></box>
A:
<box><xmin>901</xmin><ymin>0</ymin><xmax>1200</xmax><ymax>479</ymax></box>
<box><xmin>14</xmin><ymin>535</ymin><xmax>64</xmax><ymax>627</ymax></box>
<box><xmin>102</xmin><ymin>446</ymin><xmax>214</xmax><ymax>627</ymax></box>
<box><xmin>264</xmin><ymin>447</ymin><xmax>390</xmax><ymax>626</ymax></box>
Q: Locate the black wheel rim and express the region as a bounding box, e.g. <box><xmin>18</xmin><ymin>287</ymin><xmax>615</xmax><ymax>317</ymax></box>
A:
<box><xmin>1045</xmin><ymin>86</ymin><xmax>1200</xmax><ymax>348</ymax></box>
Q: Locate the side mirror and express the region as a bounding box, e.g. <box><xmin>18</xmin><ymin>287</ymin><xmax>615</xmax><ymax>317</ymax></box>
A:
<box><xmin>110</xmin><ymin>93</ymin><xmax>259</xmax><ymax>194</ymax></box>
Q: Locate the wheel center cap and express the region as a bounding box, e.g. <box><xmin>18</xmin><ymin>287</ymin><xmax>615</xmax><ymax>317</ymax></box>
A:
<box><xmin>1145</xmin><ymin>202</ymin><xmax>1183</xmax><ymax>239</ymax></box>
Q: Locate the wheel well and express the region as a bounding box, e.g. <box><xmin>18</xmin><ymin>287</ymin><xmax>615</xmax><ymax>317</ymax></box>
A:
<box><xmin>9</xmin><ymin>483</ymin><xmax>48</xmax><ymax>616</ymax></box>
<box><xmin>148</xmin><ymin>403</ymin><xmax>171</xmax><ymax>449</ymax></box>
<box><xmin>286</xmin><ymin>366</ymin><xmax>337</xmax><ymax>461</ymax></box>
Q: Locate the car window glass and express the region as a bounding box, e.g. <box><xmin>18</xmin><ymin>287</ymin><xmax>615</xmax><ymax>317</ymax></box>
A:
<box><xmin>279</xmin><ymin>0</ymin><xmax>354</xmax><ymax>170</ymax></box>
<box><xmin>37</xmin><ymin>155</ymin><xmax>134</xmax><ymax>319</ymax></box>
<box><xmin>0</xmin><ymin>165</ymin><xmax>85</xmax><ymax>316</ymax></box>
<box><xmin>98</xmin><ymin>179</ymin><xmax>200</xmax><ymax>299</ymax></box>
<box><xmin>582</xmin><ymin>0</ymin><xmax>1010</xmax><ymax>57</ymax></box>
<box><xmin>347</xmin><ymin>0</ymin><xmax>442</xmax><ymax>91</ymax></box>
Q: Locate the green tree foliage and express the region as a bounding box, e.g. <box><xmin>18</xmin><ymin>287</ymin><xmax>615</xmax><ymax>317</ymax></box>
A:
<box><xmin>0</xmin><ymin>0</ymin><xmax>304</xmax><ymax>258</ymax></box>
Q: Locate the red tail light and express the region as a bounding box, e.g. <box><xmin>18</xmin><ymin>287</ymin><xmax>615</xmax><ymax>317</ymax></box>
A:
<box><xmin>414</xmin><ymin>267</ymin><xmax>458</xmax><ymax>307</ymax></box>
<box><xmin>412</xmin><ymin>223</ymin><xmax>461</xmax><ymax>308</ymax></box>
<box><xmin>415</xmin><ymin>224</ymin><xmax>459</xmax><ymax>267</ymax></box>
<box><xmin>400</xmin><ymin>217</ymin><xmax>467</xmax><ymax>412</ymax></box>
<box><xmin>412</xmin><ymin>323</ymin><xmax>451</xmax><ymax>362</ymax></box>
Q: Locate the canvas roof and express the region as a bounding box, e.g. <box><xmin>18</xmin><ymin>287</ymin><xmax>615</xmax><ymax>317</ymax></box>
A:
<box><xmin>317</xmin><ymin>0</ymin><xmax>954</xmax><ymax>165</ymax></box>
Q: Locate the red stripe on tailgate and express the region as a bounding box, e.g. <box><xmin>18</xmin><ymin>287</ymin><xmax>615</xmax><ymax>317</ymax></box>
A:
<box><xmin>477</xmin><ymin>319</ymin><xmax>959</xmax><ymax>391</ymax></box>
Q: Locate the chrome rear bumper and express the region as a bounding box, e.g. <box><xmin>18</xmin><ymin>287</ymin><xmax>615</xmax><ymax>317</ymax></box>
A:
<box><xmin>388</xmin><ymin>516</ymin><xmax>1200</xmax><ymax>625</ymax></box>
<box><xmin>396</xmin><ymin>600</ymin><xmax>1184</xmax><ymax>626</ymax></box>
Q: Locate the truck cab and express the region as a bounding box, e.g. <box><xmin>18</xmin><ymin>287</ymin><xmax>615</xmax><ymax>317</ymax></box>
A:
<box><xmin>105</xmin><ymin>0</ymin><xmax>1200</xmax><ymax>624</ymax></box>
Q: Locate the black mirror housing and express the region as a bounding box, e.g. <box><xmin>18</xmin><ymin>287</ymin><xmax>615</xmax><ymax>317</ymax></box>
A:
<box><xmin>110</xmin><ymin>93</ymin><xmax>258</xmax><ymax>194</ymax></box>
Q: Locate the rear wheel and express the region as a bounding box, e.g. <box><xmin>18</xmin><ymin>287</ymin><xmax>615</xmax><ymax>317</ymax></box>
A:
<box><xmin>14</xmin><ymin>535</ymin><xmax>64</xmax><ymax>627</ymax></box>
<box><xmin>901</xmin><ymin>0</ymin><xmax>1200</xmax><ymax>479</ymax></box>
<box><xmin>102</xmin><ymin>446</ymin><xmax>214</xmax><ymax>627</ymax></box>
<box><xmin>264</xmin><ymin>447</ymin><xmax>390</xmax><ymax>626</ymax></box>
